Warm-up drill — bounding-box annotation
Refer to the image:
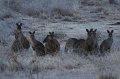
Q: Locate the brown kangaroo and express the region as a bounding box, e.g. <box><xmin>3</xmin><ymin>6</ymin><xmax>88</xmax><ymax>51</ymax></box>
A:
<box><xmin>29</xmin><ymin>31</ymin><xmax>45</xmax><ymax>56</ymax></box>
<box><xmin>65</xmin><ymin>29</ymin><xmax>98</xmax><ymax>55</ymax></box>
<box><xmin>11</xmin><ymin>23</ymin><xmax>30</xmax><ymax>52</ymax></box>
<box><xmin>80</xmin><ymin>29</ymin><xmax>98</xmax><ymax>55</ymax></box>
<box><xmin>43</xmin><ymin>32</ymin><xmax>60</xmax><ymax>56</ymax></box>
<box><xmin>65</xmin><ymin>38</ymin><xmax>78</xmax><ymax>52</ymax></box>
<box><xmin>84</xmin><ymin>29</ymin><xmax>98</xmax><ymax>52</ymax></box>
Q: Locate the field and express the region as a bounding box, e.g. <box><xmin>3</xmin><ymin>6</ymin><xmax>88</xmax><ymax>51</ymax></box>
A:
<box><xmin>0</xmin><ymin>0</ymin><xmax>120</xmax><ymax>79</ymax></box>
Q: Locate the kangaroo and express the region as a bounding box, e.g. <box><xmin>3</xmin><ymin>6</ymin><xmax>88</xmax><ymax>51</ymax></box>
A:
<box><xmin>77</xmin><ymin>29</ymin><xmax>98</xmax><ymax>55</ymax></box>
<box><xmin>11</xmin><ymin>23</ymin><xmax>30</xmax><ymax>52</ymax></box>
<box><xmin>65</xmin><ymin>29</ymin><xmax>98</xmax><ymax>55</ymax></box>
<box><xmin>65</xmin><ymin>38</ymin><xmax>85</xmax><ymax>53</ymax></box>
<box><xmin>93</xmin><ymin>29</ymin><xmax>99</xmax><ymax>55</ymax></box>
<box><xmin>90</xmin><ymin>29</ymin><xmax>99</xmax><ymax>54</ymax></box>
<box><xmin>100</xmin><ymin>30</ymin><xmax>114</xmax><ymax>55</ymax></box>
<box><xmin>43</xmin><ymin>32</ymin><xmax>60</xmax><ymax>56</ymax></box>
<box><xmin>74</xmin><ymin>39</ymin><xmax>85</xmax><ymax>53</ymax></box>
<box><xmin>11</xmin><ymin>33</ymin><xmax>22</xmax><ymax>52</ymax></box>
<box><xmin>29</xmin><ymin>31</ymin><xmax>45</xmax><ymax>56</ymax></box>
<box><xmin>84</xmin><ymin>29</ymin><xmax>94</xmax><ymax>51</ymax></box>
<box><xmin>65</xmin><ymin>38</ymin><xmax>78</xmax><ymax>52</ymax></box>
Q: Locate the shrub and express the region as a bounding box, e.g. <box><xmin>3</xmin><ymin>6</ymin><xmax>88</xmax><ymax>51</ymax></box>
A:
<box><xmin>8</xmin><ymin>0</ymin><xmax>22</xmax><ymax>12</ymax></box>
<box><xmin>99</xmin><ymin>74</ymin><xmax>118</xmax><ymax>79</ymax></box>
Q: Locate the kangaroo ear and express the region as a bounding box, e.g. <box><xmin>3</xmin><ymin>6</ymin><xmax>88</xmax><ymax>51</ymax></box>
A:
<box><xmin>49</xmin><ymin>32</ymin><xmax>52</xmax><ymax>35</ymax></box>
<box><xmin>19</xmin><ymin>23</ymin><xmax>22</xmax><ymax>26</ymax></box>
<box><xmin>86</xmin><ymin>29</ymin><xmax>89</xmax><ymax>32</ymax></box>
<box><xmin>52</xmin><ymin>32</ymin><xmax>54</xmax><ymax>35</ymax></box>
<box><xmin>16</xmin><ymin>23</ymin><xmax>19</xmax><ymax>26</ymax></box>
<box><xmin>33</xmin><ymin>31</ymin><xmax>35</xmax><ymax>34</ymax></box>
<box><xmin>94</xmin><ymin>29</ymin><xmax>97</xmax><ymax>32</ymax></box>
<box><xmin>107</xmin><ymin>30</ymin><xmax>110</xmax><ymax>33</ymax></box>
<box><xmin>16</xmin><ymin>23</ymin><xmax>22</xmax><ymax>30</ymax></box>
<box><xmin>16</xmin><ymin>23</ymin><xmax>22</xmax><ymax>26</ymax></box>
<box><xmin>111</xmin><ymin>30</ymin><xmax>114</xmax><ymax>33</ymax></box>
<box><xmin>29</xmin><ymin>31</ymin><xmax>32</xmax><ymax>34</ymax></box>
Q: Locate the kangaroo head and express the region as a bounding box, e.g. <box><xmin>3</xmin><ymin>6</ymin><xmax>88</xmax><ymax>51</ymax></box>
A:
<box><xmin>14</xmin><ymin>23</ymin><xmax>23</xmax><ymax>39</ymax></box>
<box><xmin>86</xmin><ymin>28</ymin><xmax>97</xmax><ymax>38</ymax></box>
<box><xmin>107</xmin><ymin>30</ymin><xmax>114</xmax><ymax>38</ymax></box>
<box><xmin>86</xmin><ymin>29</ymin><xmax>93</xmax><ymax>38</ymax></box>
<box><xmin>16</xmin><ymin>23</ymin><xmax>22</xmax><ymax>31</ymax></box>
<box><xmin>15</xmin><ymin>23</ymin><xmax>23</xmax><ymax>34</ymax></box>
<box><xmin>43</xmin><ymin>32</ymin><xmax>55</xmax><ymax>43</ymax></box>
<box><xmin>29</xmin><ymin>31</ymin><xmax>35</xmax><ymax>39</ymax></box>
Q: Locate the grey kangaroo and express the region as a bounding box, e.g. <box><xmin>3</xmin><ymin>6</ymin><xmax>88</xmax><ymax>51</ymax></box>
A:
<box><xmin>43</xmin><ymin>32</ymin><xmax>60</xmax><ymax>56</ymax></box>
<box><xmin>29</xmin><ymin>31</ymin><xmax>45</xmax><ymax>56</ymax></box>
<box><xmin>65</xmin><ymin>29</ymin><xmax>98</xmax><ymax>55</ymax></box>
<box><xmin>100</xmin><ymin>30</ymin><xmax>114</xmax><ymax>55</ymax></box>
<box><xmin>86</xmin><ymin>29</ymin><xmax>99</xmax><ymax>53</ymax></box>
<box><xmin>11</xmin><ymin>23</ymin><xmax>30</xmax><ymax>52</ymax></box>
<box><xmin>11</xmin><ymin>32</ymin><xmax>21</xmax><ymax>52</ymax></box>
<box><xmin>79</xmin><ymin>29</ymin><xmax>98</xmax><ymax>55</ymax></box>
<box><xmin>65</xmin><ymin>38</ymin><xmax>78</xmax><ymax>52</ymax></box>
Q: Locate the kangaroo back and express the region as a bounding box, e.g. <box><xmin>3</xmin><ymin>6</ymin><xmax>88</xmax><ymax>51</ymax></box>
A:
<box><xmin>65</xmin><ymin>38</ymin><xmax>78</xmax><ymax>52</ymax></box>
<box><xmin>15</xmin><ymin>23</ymin><xmax>30</xmax><ymax>49</ymax></box>
<box><xmin>73</xmin><ymin>39</ymin><xmax>85</xmax><ymax>53</ymax></box>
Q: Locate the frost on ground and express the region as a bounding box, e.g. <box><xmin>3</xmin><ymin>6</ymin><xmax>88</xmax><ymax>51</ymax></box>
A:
<box><xmin>0</xmin><ymin>0</ymin><xmax>120</xmax><ymax>79</ymax></box>
<box><xmin>0</xmin><ymin>20</ymin><xmax>120</xmax><ymax>79</ymax></box>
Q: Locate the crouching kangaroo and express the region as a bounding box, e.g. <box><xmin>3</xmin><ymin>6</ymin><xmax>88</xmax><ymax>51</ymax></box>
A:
<box><xmin>29</xmin><ymin>31</ymin><xmax>45</xmax><ymax>56</ymax></box>
<box><xmin>65</xmin><ymin>29</ymin><xmax>98</xmax><ymax>55</ymax></box>
<box><xmin>43</xmin><ymin>32</ymin><xmax>60</xmax><ymax>56</ymax></box>
<box><xmin>65</xmin><ymin>38</ymin><xmax>85</xmax><ymax>53</ymax></box>
<box><xmin>11</xmin><ymin>23</ymin><xmax>30</xmax><ymax>52</ymax></box>
<box><xmin>65</xmin><ymin>38</ymin><xmax>78</xmax><ymax>52</ymax></box>
<box><xmin>100</xmin><ymin>30</ymin><xmax>114</xmax><ymax>55</ymax></box>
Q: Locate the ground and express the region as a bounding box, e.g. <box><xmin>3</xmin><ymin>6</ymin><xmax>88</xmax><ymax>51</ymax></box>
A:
<box><xmin>0</xmin><ymin>0</ymin><xmax>120</xmax><ymax>79</ymax></box>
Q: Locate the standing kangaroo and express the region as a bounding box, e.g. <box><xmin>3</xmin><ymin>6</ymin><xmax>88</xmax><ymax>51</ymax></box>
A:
<box><xmin>11</xmin><ymin>32</ymin><xmax>21</xmax><ymax>52</ymax></box>
<box><xmin>43</xmin><ymin>32</ymin><xmax>60</xmax><ymax>56</ymax></box>
<box><xmin>87</xmin><ymin>29</ymin><xmax>98</xmax><ymax>52</ymax></box>
<box><xmin>100</xmin><ymin>30</ymin><xmax>114</xmax><ymax>55</ymax></box>
<box><xmin>29</xmin><ymin>31</ymin><xmax>45</xmax><ymax>56</ymax></box>
<box><xmin>77</xmin><ymin>29</ymin><xmax>98</xmax><ymax>55</ymax></box>
<box><xmin>92</xmin><ymin>29</ymin><xmax>99</xmax><ymax>55</ymax></box>
<box><xmin>11</xmin><ymin>23</ymin><xmax>30</xmax><ymax>52</ymax></box>
<box><xmin>84</xmin><ymin>29</ymin><xmax>95</xmax><ymax>51</ymax></box>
